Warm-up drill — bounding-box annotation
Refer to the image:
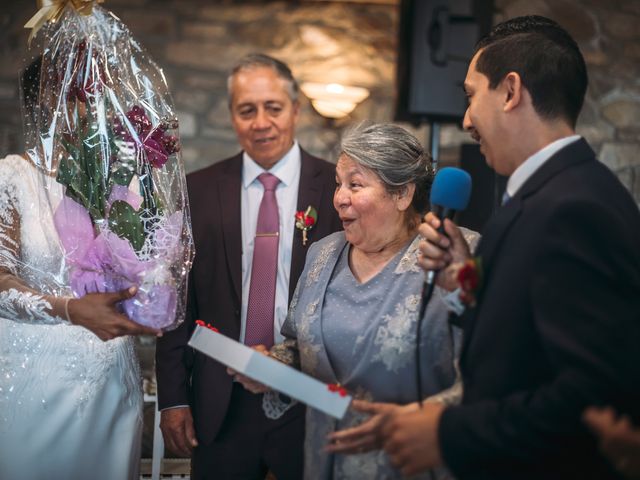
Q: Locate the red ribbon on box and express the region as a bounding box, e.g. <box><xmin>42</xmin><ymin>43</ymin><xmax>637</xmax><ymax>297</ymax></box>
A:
<box><xmin>195</xmin><ymin>319</ymin><xmax>219</xmax><ymax>333</ymax></box>
<box><xmin>327</xmin><ymin>383</ymin><xmax>347</xmax><ymax>397</ymax></box>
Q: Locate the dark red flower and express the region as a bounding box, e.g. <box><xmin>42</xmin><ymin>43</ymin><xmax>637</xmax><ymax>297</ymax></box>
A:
<box><xmin>126</xmin><ymin>105</ymin><xmax>153</xmax><ymax>137</ymax></box>
<box><xmin>457</xmin><ymin>258</ymin><xmax>482</xmax><ymax>307</ymax></box>
<box><xmin>144</xmin><ymin>138</ymin><xmax>169</xmax><ymax>168</ymax></box>
<box><xmin>458</xmin><ymin>260</ymin><xmax>479</xmax><ymax>292</ymax></box>
<box><xmin>67</xmin><ymin>40</ymin><xmax>106</xmax><ymax>103</ymax></box>
<box><xmin>114</xmin><ymin>106</ymin><xmax>180</xmax><ymax>169</ymax></box>
<box><xmin>161</xmin><ymin>135</ymin><xmax>180</xmax><ymax>155</ymax></box>
<box><xmin>304</xmin><ymin>216</ymin><xmax>315</xmax><ymax>227</ymax></box>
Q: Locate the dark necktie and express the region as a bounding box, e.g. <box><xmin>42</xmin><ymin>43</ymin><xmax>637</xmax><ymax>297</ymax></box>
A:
<box><xmin>245</xmin><ymin>173</ymin><xmax>280</xmax><ymax>348</ymax></box>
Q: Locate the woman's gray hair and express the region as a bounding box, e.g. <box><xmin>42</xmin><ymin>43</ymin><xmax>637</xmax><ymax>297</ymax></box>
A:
<box><xmin>227</xmin><ymin>53</ymin><xmax>299</xmax><ymax>105</ymax></box>
<box><xmin>340</xmin><ymin>122</ymin><xmax>434</xmax><ymax>214</ymax></box>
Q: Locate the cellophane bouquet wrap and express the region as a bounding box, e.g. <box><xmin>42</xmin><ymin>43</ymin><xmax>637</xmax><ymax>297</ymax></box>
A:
<box><xmin>23</xmin><ymin>4</ymin><xmax>194</xmax><ymax>330</ymax></box>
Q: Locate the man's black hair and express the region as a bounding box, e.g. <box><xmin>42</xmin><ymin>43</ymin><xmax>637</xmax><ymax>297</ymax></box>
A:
<box><xmin>474</xmin><ymin>15</ymin><xmax>588</xmax><ymax>127</ymax></box>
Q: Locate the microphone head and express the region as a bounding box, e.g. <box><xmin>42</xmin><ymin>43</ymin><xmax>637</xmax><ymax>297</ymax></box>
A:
<box><xmin>430</xmin><ymin>167</ymin><xmax>472</xmax><ymax>211</ymax></box>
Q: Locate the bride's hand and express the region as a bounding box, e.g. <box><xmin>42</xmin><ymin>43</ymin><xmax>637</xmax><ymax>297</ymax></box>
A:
<box><xmin>67</xmin><ymin>286</ymin><xmax>162</xmax><ymax>341</ymax></box>
<box><xmin>227</xmin><ymin>344</ymin><xmax>271</xmax><ymax>394</ymax></box>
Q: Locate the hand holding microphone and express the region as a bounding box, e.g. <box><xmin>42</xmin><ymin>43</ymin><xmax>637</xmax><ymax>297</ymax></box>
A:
<box><xmin>415</xmin><ymin>168</ymin><xmax>472</xmax><ymax>405</ymax></box>
<box><xmin>418</xmin><ymin>167</ymin><xmax>472</xmax><ymax>292</ymax></box>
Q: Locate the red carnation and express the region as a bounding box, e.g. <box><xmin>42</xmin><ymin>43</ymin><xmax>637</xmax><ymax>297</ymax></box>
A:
<box><xmin>294</xmin><ymin>206</ymin><xmax>318</xmax><ymax>246</ymax></box>
<box><xmin>458</xmin><ymin>260</ymin><xmax>479</xmax><ymax>292</ymax></box>
<box><xmin>457</xmin><ymin>257</ymin><xmax>483</xmax><ymax>307</ymax></box>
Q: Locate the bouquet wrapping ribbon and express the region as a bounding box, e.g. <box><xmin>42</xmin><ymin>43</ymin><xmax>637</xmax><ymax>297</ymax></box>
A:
<box><xmin>25</xmin><ymin>0</ymin><xmax>104</xmax><ymax>44</ymax></box>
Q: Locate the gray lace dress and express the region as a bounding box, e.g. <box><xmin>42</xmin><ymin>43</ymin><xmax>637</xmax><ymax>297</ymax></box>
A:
<box><xmin>271</xmin><ymin>230</ymin><xmax>479</xmax><ymax>479</ymax></box>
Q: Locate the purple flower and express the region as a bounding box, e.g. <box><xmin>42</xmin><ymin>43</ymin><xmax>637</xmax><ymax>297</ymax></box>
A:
<box><xmin>53</xmin><ymin>196</ymin><xmax>177</xmax><ymax>329</ymax></box>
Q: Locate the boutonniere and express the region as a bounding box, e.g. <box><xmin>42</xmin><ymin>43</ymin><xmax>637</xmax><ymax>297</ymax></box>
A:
<box><xmin>457</xmin><ymin>257</ymin><xmax>483</xmax><ymax>307</ymax></box>
<box><xmin>295</xmin><ymin>206</ymin><xmax>317</xmax><ymax>246</ymax></box>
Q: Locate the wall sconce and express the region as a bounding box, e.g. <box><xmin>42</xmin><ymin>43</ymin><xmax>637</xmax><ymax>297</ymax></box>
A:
<box><xmin>300</xmin><ymin>82</ymin><xmax>370</xmax><ymax>119</ymax></box>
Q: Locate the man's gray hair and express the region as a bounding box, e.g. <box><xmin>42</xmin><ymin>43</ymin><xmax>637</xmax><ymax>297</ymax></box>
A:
<box><xmin>227</xmin><ymin>53</ymin><xmax>299</xmax><ymax>104</ymax></box>
<box><xmin>340</xmin><ymin>122</ymin><xmax>434</xmax><ymax>214</ymax></box>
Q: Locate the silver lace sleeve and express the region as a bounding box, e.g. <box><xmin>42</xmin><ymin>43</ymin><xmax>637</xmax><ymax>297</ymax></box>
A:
<box><xmin>270</xmin><ymin>281</ymin><xmax>301</xmax><ymax>368</ymax></box>
<box><xmin>424</xmin><ymin>360</ymin><xmax>463</xmax><ymax>406</ymax></box>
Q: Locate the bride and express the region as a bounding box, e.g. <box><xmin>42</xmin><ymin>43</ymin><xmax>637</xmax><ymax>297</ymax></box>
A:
<box><xmin>0</xmin><ymin>63</ymin><xmax>160</xmax><ymax>479</ymax></box>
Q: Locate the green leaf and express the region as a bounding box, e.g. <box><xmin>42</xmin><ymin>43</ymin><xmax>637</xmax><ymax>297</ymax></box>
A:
<box><xmin>110</xmin><ymin>160</ymin><xmax>136</xmax><ymax>186</ymax></box>
<box><xmin>108</xmin><ymin>200</ymin><xmax>145</xmax><ymax>251</ymax></box>
<box><xmin>305</xmin><ymin>205</ymin><xmax>318</xmax><ymax>223</ymax></box>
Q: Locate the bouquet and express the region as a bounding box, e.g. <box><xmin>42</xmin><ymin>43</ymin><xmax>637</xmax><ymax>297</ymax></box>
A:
<box><xmin>23</xmin><ymin>2</ymin><xmax>194</xmax><ymax>329</ymax></box>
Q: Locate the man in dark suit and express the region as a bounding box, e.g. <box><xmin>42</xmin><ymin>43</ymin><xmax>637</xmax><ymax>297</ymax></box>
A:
<box><xmin>350</xmin><ymin>16</ymin><xmax>640</xmax><ymax>479</ymax></box>
<box><xmin>155</xmin><ymin>54</ymin><xmax>341</xmax><ymax>479</ymax></box>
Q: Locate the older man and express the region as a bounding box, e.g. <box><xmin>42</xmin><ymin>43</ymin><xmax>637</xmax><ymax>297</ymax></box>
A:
<box><xmin>156</xmin><ymin>54</ymin><xmax>341</xmax><ymax>479</ymax></box>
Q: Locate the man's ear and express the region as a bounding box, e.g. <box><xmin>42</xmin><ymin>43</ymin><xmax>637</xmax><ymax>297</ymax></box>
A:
<box><xmin>292</xmin><ymin>100</ymin><xmax>301</xmax><ymax>118</ymax></box>
<box><xmin>396</xmin><ymin>183</ymin><xmax>416</xmax><ymax>211</ymax></box>
<box><xmin>502</xmin><ymin>71</ymin><xmax>523</xmax><ymax>113</ymax></box>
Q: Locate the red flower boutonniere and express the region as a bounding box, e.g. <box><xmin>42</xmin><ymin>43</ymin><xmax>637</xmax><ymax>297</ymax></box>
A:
<box><xmin>457</xmin><ymin>257</ymin><xmax>483</xmax><ymax>307</ymax></box>
<box><xmin>295</xmin><ymin>206</ymin><xmax>317</xmax><ymax>246</ymax></box>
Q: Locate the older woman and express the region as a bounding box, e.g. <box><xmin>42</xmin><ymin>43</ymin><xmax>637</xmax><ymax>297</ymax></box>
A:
<box><xmin>237</xmin><ymin>123</ymin><xmax>477</xmax><ymax>479</ymax></box>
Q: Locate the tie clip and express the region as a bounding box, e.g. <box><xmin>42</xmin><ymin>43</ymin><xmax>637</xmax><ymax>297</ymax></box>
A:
<box><xmin>256</xmin><ymin>232</ymin><xmax>279</xmax><ymax>237</ymax></box>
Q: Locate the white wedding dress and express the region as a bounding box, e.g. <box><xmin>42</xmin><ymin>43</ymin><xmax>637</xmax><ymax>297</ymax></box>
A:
<box><xmin>0</xmin><ymin>155</ymin><xmax>143</xmax><ymax>480</ymax></box>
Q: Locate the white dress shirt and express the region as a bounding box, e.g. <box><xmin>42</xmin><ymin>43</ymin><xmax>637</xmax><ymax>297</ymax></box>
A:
<box><xmin>240</xmin><ymin>142</ymin><xmax>301</xmax><ymax>345</ymax></box>
<box><xmin>505</xmin><ymin>135</ymin><xmax>581</xmax><ymax>198</ymax></box>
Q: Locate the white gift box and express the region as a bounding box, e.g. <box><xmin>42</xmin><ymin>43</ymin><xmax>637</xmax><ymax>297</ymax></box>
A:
<box><xmin>188</xmin><ymin>325</ymin><xmax>352</xmax><ymax>419</ymax></box>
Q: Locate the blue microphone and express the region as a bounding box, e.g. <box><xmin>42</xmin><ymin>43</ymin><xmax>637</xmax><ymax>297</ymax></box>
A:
<box><xmin>430</xmin><ymin>167</ymin><xmax>472</xmax><ymax>226</ymax></box>
<box><xmin>425</xmin><ymin>167</ymin><xmax>472</xmax><ymax>286</ymax></box>
<box><xmin>416</xmin><ymin>167</ymin><xmax>471</xmax><ymax>405</ymax></box>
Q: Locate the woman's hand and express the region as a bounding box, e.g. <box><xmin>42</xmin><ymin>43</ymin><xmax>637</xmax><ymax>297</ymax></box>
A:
<box><xmin>418</xmin><ymin>212</ymin><xmax>471</xmax><ymax>291</ymax></box>
<box><xmin>67</xmin><ymin>286</ymin><xmax>161</xmax><ymax>341</ymax></box>
<box><xmin>227</xmin><ymin>344</ymin><xmax>271</xmax><ymax>394</ymax></box>
<box><xmin>325</xmin><ymin>400</ymin><xmax>418</xmax><ymax>454</ymax></box>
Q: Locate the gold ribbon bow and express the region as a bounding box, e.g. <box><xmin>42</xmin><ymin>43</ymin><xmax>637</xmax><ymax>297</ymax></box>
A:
<box><xmin>24</xmin><ymin>0</ymin><xmax>104</xmax><ymax>44</ymax></box>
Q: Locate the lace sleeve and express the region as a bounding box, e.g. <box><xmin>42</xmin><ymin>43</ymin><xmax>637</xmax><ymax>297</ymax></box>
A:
<box><xmin>460</xmin><ymin>226</ymin><xmax>481</xmax><ymax>254</ymax></box>
<box><xmin>269</xmin><ymin>338</ymin><xmax>300</xmax><ymax>368</ymax></box>
<box><xmin>425</xmin><ymin>360</ymin><xmax>463</xmax><ymax>406</ymax></box>
<box><xmin>270</xmin><ymin>281</ymin><xmax>301</xmax><ymax>368</ymax></box>
<box><xmin>0</xmin><ymin>169</ymin><xmax>68</xmax><ymax>325</ymax></box>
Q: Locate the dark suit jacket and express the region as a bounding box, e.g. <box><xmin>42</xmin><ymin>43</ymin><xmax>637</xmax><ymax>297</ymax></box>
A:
<box><xmin>439</xmin><ymin>139</ymin><xmax>640</xmax><ymax>479</ymax></box>
<box><xmin>156</xmin><ymin>149</ymin><xmax>342</xmax><ymax>445</ymax></box>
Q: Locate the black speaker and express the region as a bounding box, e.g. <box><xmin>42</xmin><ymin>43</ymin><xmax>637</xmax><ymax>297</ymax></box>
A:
<box><xmin>456</xmin><ymin>143</ymin><xmax>506</xmax><ymax>232</ymax></box>
<box><xmin>396</xmin><ymin>0</ymin><xmax>493</xmax><ymax>123</ymax></box>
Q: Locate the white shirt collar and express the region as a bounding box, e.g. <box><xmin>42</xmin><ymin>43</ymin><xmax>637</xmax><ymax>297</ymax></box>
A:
<box><xmin>506</xmin><ymin>135</ymin><xmax>581</xmax><ymax>198</ymax></box>
<box><xmin>242</xmin><ymin>141</ymin><xmax>300</xmax><ymax>189</ymax></box>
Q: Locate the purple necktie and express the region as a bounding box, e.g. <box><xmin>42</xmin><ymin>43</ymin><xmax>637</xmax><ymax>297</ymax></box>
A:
<box><xmin>245</xmin><ymin>173</ymin><xmax>280</xmax><ymax>348</ymax></box>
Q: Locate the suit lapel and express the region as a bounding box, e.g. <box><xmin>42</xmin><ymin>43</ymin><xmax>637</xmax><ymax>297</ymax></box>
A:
<box><xmin>289</xmin><ymin>150</ymin><xmax>327</xmax><ymax>300</ymax></box>
<box><xmin>476</xmin><ymin>138</ymin><xmax>595</xmax><ymax>278</ymax></box>
<box><xmin>461</xmin><ymin>138</ymin><xmax>596</xmax><ymax>350</ymax></box>
<box><xmin>218</xmin><ymin>154</ymin><xmax>243</xmax><ymax>305</ymax></box>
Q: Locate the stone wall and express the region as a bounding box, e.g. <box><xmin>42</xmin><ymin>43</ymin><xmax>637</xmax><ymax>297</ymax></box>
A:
<box><xmin>2</xmin><ymin>1</ymin><xmax>638</xmax><ymax>205</ymax></box>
